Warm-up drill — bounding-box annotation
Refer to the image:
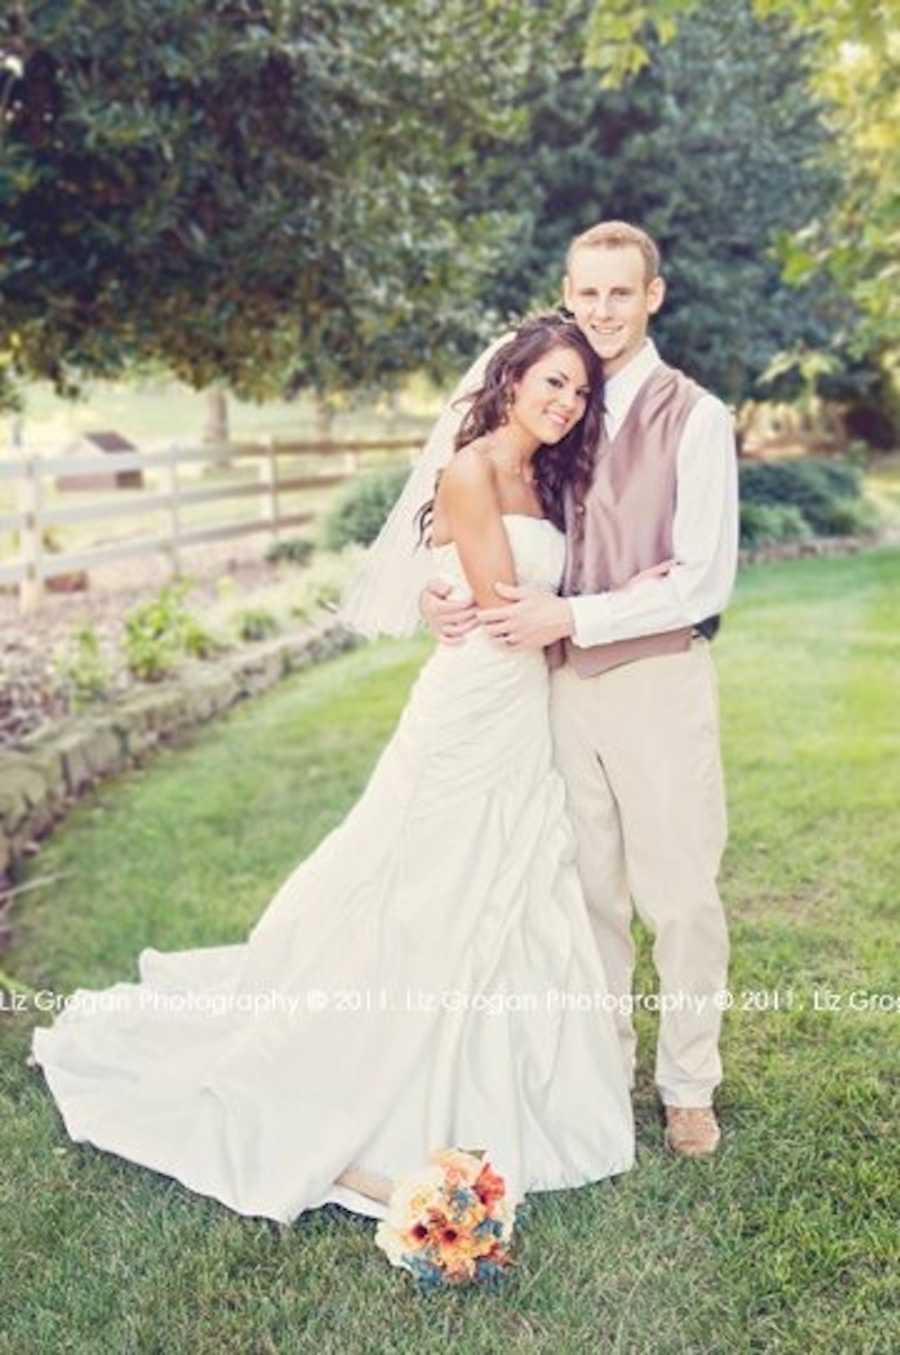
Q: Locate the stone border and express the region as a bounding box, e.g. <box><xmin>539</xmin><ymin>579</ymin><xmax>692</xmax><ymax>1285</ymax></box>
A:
<box><xmin>738</xmin><ymin>533</ymin><xmax>872</xmax><ymax>565</ymax></box>
<box><xmin>0</xmin><ymin>622</ymin><xmax>361</xmax><ymax>900</ymax></box>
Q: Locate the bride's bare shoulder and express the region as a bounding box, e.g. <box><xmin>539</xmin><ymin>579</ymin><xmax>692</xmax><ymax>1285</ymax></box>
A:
<box><xmin>438</xmin><ymin>441</ymin><xmax>499</xmax><ymax>505</ymax></box>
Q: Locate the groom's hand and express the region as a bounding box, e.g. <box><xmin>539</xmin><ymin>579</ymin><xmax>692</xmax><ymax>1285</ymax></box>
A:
<box><xmin>479</xmin><ymin>583</ymin><xmax>574</xmax><ymax>650</ymax></box>
<box><xmin>618</xmin><ymin>558</ymin><xmax>674</xmax><ymax>591</ymax></box>
<box><xmin>420</xmin><ymin>578</ymin><xmax>479</xmax><ymax>646</ymax></box>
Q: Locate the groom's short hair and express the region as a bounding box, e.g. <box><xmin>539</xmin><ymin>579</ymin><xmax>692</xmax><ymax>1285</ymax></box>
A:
<box><xmin>566</xmin><ymin>221</ymin><xmax>661</xmax><ymax>286</ymax></box>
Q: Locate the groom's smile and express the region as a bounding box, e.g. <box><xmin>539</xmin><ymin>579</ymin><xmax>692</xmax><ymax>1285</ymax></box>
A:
<box><xmin>564</xmin><ymin>242</ymin><xmax>665</xmax><ymax>377</ymax></box>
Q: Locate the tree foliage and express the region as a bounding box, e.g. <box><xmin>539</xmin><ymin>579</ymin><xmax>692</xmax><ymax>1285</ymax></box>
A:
<box><xmin>469</xmin><ymin>0</ymin><xmax>844</xmax><ymax>404</ymax></box>
<box><xmin>586</xmin><ymin>0</ymin><xmax>900</xmax><ymax>388</ymax></box>
<box><xmin>0</xmin><ymin>0</ymin><xmax>572</xmax><ymax>411</ymax></box>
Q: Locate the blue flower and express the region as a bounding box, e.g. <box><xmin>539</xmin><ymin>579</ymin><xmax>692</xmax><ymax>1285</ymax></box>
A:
<box><xmin>406</xmin><ymin>1254</ymin><xmax>444</xmax><ymax>1293</ymax></box>
<box><xmin>474</xmin><ymin>1258</ymin><xmax>508</xmax><ymax>1289</ymax></box>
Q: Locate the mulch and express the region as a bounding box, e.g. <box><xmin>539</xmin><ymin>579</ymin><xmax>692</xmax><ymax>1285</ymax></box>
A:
<box><xmin>1</xmin><ymin>537</ymin><xmax>284</xmax><ymax>749</ymax></box>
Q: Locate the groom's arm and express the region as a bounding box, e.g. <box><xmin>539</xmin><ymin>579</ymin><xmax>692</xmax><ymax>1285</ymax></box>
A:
<box><xmin>567</xmin><ymin>395</ymin><xmax>739</xmax><ymax>648</ymax></box>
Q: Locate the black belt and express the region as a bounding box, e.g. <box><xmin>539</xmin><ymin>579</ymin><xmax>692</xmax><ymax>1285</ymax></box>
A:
<box><xmin>692</xmin><ymin>615</ymin><xmax>720</xmax><ymax>641</ymax></box>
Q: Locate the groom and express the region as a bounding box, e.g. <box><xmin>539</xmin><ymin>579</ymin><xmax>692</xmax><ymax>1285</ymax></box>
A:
<box><xmin>422</xmin><ymin>220</ymin><xmax>738</xmax><ymax>1157</ymax></box>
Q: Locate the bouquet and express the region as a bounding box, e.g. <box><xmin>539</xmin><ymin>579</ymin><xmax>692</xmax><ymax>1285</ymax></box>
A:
<box><xmin>374</xmin><ymin>1148</ymin><xmax>520</xmax><ymax>1291</ymax></box>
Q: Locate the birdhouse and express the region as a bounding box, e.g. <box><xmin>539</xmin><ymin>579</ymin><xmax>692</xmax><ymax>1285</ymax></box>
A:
<box><xmin>55</xmin><ymin>431</ymin><xmax>145</xmax><ymax>491</ymax></box>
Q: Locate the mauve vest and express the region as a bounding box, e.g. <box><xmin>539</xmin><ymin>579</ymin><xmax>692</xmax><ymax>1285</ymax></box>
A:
<box><xmin>548</xmin><ymin>360</ymin><xmax>706</xmax><ymax>678</ymax></box>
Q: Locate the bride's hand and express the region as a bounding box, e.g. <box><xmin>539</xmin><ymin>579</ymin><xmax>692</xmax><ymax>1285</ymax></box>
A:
<box><xmin>618</xmin><ymin>559</ymin><xmax>674</xmax><ymax>591</ymax></box>
<box><xmin>420</xmin><ymin>578</ymin><xmax>479</xmax><ymax>645</ymax></box>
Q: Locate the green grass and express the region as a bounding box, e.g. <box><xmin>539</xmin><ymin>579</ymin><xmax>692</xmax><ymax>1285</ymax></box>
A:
<box><xmin>3</xmin><ymin>373</ymin><xmax>439</xmax><ymax>446</ymax></box>
<box><xmin>2</xmin><ymin>551</ymin><xmax>899</xmax><ymax>1353</ymax></box>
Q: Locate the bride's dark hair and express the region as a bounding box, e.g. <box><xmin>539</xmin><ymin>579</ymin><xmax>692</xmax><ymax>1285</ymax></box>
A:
<box><xmin>415</xmin><ymin>312</ymin><xmax>604</xmax><ymax>543</ymax></box>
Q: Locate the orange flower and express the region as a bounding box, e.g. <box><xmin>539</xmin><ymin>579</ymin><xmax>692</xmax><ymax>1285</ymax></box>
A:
<box><xmin>474</xmin><ymin>1161</ymin><xmax>505</xmax><ymax>1210</ymax></box>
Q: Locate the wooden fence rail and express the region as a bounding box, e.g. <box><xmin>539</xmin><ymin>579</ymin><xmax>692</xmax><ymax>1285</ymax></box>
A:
<box><xmin>0</xmin><ymin>435</ymin><xmax>421</xmax><ymax>614</ymax></box>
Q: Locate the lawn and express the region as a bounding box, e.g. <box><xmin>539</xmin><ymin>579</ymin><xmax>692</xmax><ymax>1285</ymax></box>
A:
<box><xmin>1</xmin><ymin>548</ymin><xmax>898</xmax><ymax>1353</ymax></box>
<box><xmin>3</xmin><ymin>374</ymin><xmax>440</xmax><ymax>457</ymax></box>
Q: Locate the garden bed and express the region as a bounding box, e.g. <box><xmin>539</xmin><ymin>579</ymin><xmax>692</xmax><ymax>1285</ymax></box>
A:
<box><xmin>0</xmin><ymin>533</ymin><xmax>369</xmax><ymax>898</ymax></box>
<box><xmin>0</xmin><ymin>535</ymin><xmax>292</xmax><ymax>748</ymax></box>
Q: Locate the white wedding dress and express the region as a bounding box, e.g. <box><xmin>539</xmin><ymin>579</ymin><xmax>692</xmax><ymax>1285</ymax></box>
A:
<box><xmin>31</xmin><ymin>515</ymin><xmax>634</xmax><ymax>1223</ymax></box>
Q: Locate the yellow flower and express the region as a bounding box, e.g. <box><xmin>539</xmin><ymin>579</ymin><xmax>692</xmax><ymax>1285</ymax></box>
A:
<box><xmin>430</xmin><ymin>1148</ymin><xmax>483</xmax><ymax>1186</ymax></box>
<box><xmin>384</xmin><ymin>1165</ymin><xmax>444</xmax><ymax>1229</ymax></box>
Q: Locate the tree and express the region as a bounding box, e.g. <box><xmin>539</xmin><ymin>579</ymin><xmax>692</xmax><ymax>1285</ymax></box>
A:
<box><xmin>202</xmin><ymin>388</ymin><xmax>230</xmax><ymax>445</ymax></box>
<box><xmin>585</xmin><ymin>0</ymin><xmax>900</xmax><ymax>417</ymax></box>
<box><xmin>467</xmin><ymin>0</ymin><xmax>846</xmax><ymax>404</ymax></box>
<box><xmin>0</xmin><ymin>0</ymin><xmax>572</xmax><ymax>412</ymax></box>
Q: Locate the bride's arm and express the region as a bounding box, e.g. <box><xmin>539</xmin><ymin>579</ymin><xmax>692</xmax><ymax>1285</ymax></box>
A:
<box><xmin>437</xmin><ymin>450</ymin><xmax>516</xmax><ymax>610</ymax></box>
<box><xmin>419</xmin><ymin>336</ymin><xmax>514</xmax><ymax>642</ymax></box>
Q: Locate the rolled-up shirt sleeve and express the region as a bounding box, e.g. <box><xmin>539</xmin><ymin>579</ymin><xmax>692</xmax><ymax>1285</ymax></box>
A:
<box><xmin>568</xmin><ymin>394</ymin><xmax>739</xmax><ymax>648</ymax></box>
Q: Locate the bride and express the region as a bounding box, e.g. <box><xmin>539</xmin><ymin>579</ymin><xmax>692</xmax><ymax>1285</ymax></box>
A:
<box><xmin>30</xmin><ymin>313</ymin><xmax>635</xmax><ymax>1225</ymax></box>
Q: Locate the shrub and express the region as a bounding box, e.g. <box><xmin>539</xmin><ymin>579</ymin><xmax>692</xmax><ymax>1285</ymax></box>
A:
<box><xmin>265</xmin><ymin>536</ymin><xmax>315</xmax><ymax>567</ymax></box>
<box><xmin>122</xmin><ymin>581</ymin><xmax>192</xmax><ymax>681</ymax></box>
<box><xmin>740</xmin><ymin>503</ymin><xmax>812</xmax><ymax>548</ymax></box>
<box><xmin>321</xmin><ymin>467</ymin><xmax>410</xmax><ymax>550</ymax></box>
<box><xmin>181</xmin><ymin>615</ymin><xmax>229</xmax><ymax>659</ymax></box>
<box><xmin>805</xmin><ymin>460</ymin><xmax>863</xmax><ymax>499</ymax></box>
<box><xmin>122</xmin><ymin>626</ymin><xmax>179</xmax><ymax>682</ymax></box>
<box><xmin>53</xmin><ymin>624</ymin><xmax>113</xmax><ymax>709</ymax></box>
<box><xmin>841</xmin><ymin>440</ymin><xmax>872</xmax><ymax>470</ymax></box>
<box><xmin>816</xmin><ymin>497</ymin><xmax>881</xmax><ymax>537</ymax></box>
<box><xmin>234</xmin><ymin>607</ymin><xmax>280</xmax><ymax>642</ymax></box>
<box><xmin>122</xmin><ymin>579</ymin><xmax>234</xmax><ymax>677</ymax></box>
<box><xmin>738</xmin><ymin>458</ymin><xmax>865</xmax><ymax>536</ymax></box>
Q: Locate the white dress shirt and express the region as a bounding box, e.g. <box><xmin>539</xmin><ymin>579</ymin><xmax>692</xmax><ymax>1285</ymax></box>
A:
<box><xmin>567</xmin><ymin>338</ymin><xmax>739</xmax><ymax>648</ymax></box>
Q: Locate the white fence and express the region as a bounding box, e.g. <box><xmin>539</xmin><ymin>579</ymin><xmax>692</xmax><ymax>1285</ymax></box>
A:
<box><xmin>0</xmin><ymin>435</ymin><xmax>420</xmax><ymax>614</ymax></box>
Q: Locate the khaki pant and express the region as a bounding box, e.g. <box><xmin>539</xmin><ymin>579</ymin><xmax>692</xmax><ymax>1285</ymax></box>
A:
<box><xmin>550</xmin><ymin>639</ymin><xmax>729</xmax><ymax>1108</ymax></box>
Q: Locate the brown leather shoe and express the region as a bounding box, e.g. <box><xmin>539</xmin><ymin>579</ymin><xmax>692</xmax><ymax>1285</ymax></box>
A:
<box><xmin>664</xmin><ymin>1105</ymin><xmax>721</xmax><ymax>1157</ymax></box>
